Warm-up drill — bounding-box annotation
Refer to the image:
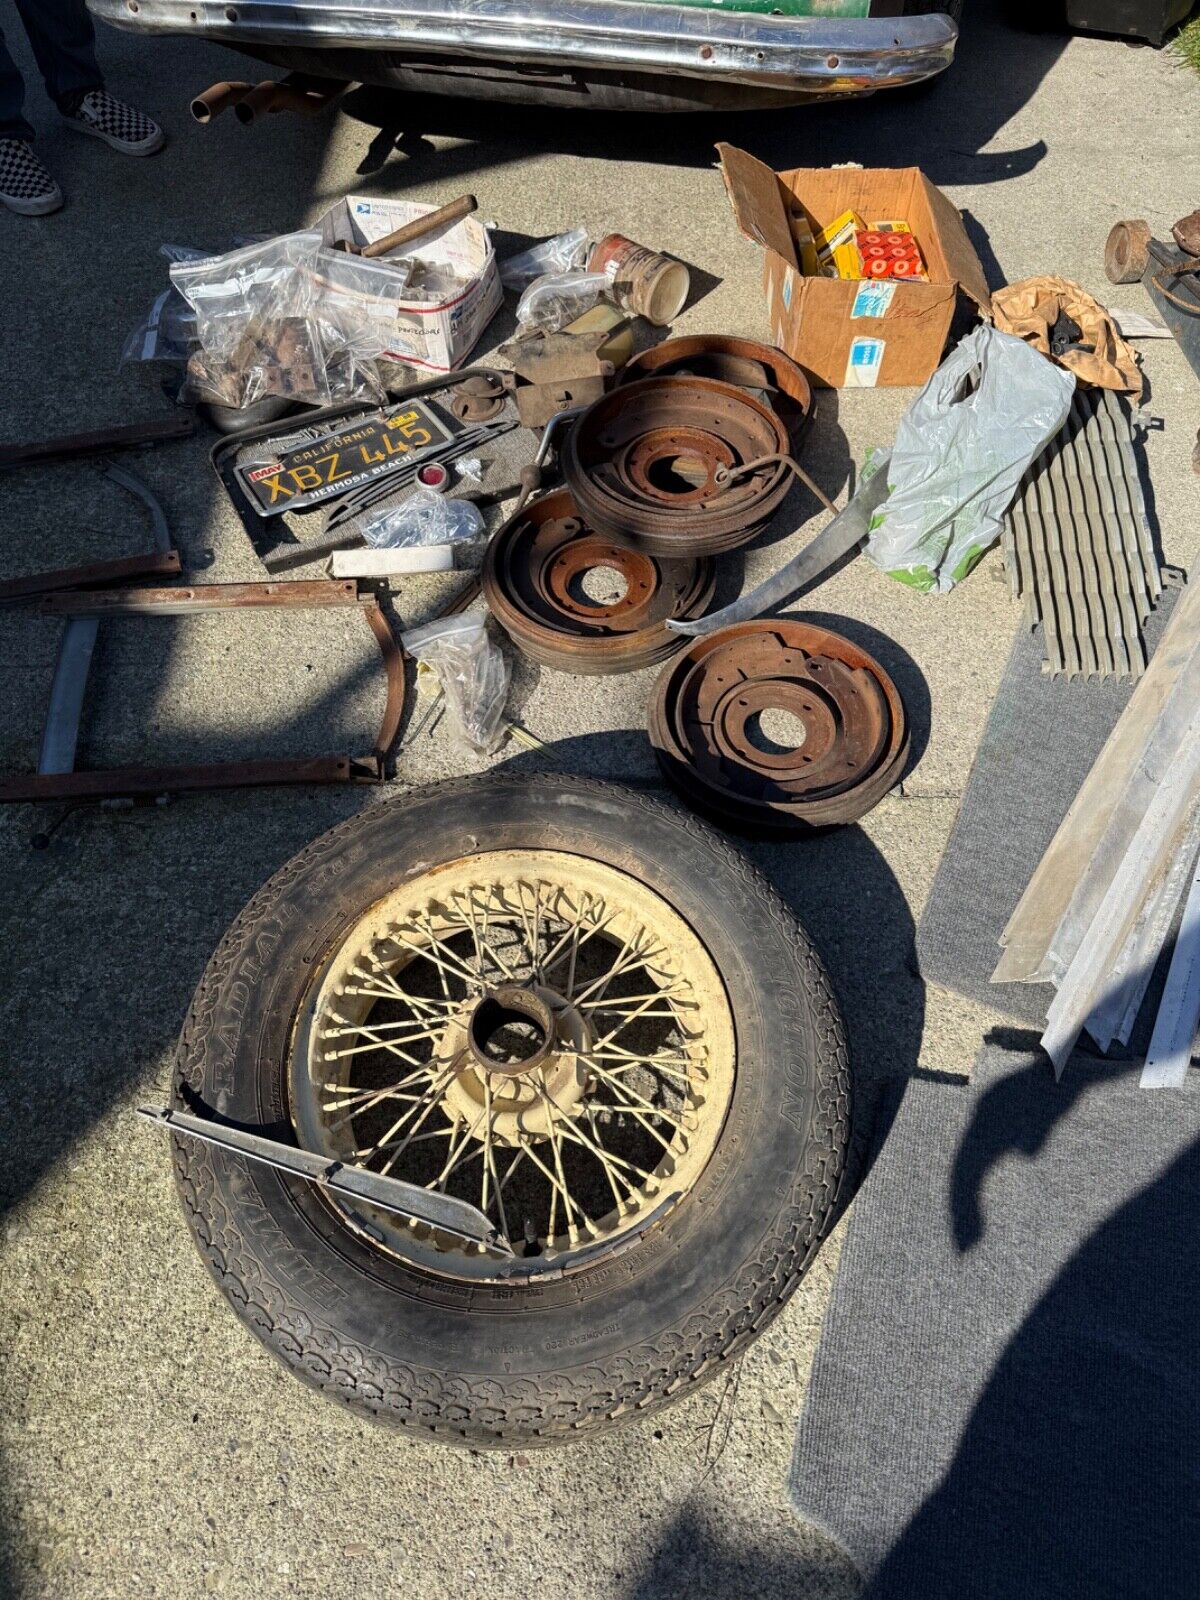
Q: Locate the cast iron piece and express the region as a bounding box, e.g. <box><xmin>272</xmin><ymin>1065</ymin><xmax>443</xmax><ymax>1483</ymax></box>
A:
<box><xmin>1104</xmin><ymin>219</ymin><xmax>1153</xmax><ymax>285</ymax></box>
<box><xmin>1172</xmin><ymin>209</ymin><xmax>1200</xmax><ymax>259</ymax></box>
<box><xmin>561</xmin><ymin>375</ymin><xmax>793</xmax><ymax>558</ymax></box>
<box><xmin>648</xmin><ymin>619</ymin><xmax>909</xmax><ymax>833</ymax></box>
<box><xmin>482</xmin><ymin>488</ymin><xmax>714</xmax><ymax>675</ymax></box>
<box><xmin>447</xmin><ymin>372</ymin><xmax>509</xmax><ymax>424</ymax></box>
<box><xmin>619</xmin><ymin>335</ymin><xmax>812</xmax><ymax>441</ymax></box>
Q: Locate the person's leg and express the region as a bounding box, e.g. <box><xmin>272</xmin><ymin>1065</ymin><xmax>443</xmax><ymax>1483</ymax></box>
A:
<box><xmin>11</xmin><ymin>0</ymin><xmax>103</xmax><ymax>107</ymax></box>
<box><xmin>5</xmin><ymin>0</ymin><xmax>163</xmax><ymax>168</ymax></box>
<box><xmin>0</xmin><ymin>24</ymin><xmax>37</xmax><ymax>142</ymax></box>
<box><xmin>0</xmin><ymin>22</ymin><xmax>63</xmax><ymax>213</ymax></box>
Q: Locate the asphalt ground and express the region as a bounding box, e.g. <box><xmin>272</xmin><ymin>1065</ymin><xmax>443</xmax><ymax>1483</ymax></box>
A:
<box><xmin>0</xmin><ymin>4</ymin><xmax>1197</xmax><ymax>1597</ymax></box>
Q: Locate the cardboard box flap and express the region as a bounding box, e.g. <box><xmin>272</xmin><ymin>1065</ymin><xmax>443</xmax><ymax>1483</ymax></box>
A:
<box><xmin>917</xmin><ymin>173</ymin><xmax>992</xmax><ymax>314</ymax></box>
<box><xmin>716</xmin><ymin>143</ymin><xmax>798</xmax><ymax>272</ymax></box>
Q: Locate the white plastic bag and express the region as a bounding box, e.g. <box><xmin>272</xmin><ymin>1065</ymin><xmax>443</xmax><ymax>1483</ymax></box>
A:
<box><xmin>402</xmin><ymin>615</ymin><xmax>510</xmax><ymax>753</ymax></box>
<box><xmin>515</xmin><ymin>271</ymin><xmax>610</xmax><ymax>335</ymax></box>
<box><xmin>864</xmin><ymin>325</ymin><xmax>1076</xmax><ymax>593</ymax></box>
<box><xmin>360</xmin><ymin>487</ymin><xmax>485</xmax><ymax>549</ymax></box>
<box><xmin>500</xmin><ymin>228</ymin><xmax>589</xmax><ymax>291</ymax></box>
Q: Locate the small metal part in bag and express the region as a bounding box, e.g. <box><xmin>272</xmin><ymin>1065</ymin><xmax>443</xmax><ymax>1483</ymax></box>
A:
<box><xmin>1104</xmin><ymin>219</ymin><xmax>1153</xmax><ymax>285</ymax></box>
<box><xmin>0</xmin><ymin>414</ymin><xmax>193</xmax><ymax>469</ymax></box>
<box><xmin>619</xmin><ymin>335</ymin><xmax>813</xmax><ymax>442</ymax></box>
<box><xmin>649</xmin><ymin>620</ymin><xmax>909</xmax><ymax>833</ymax></box>
<box><xmin>0</xmin><ymin>581</ymin><xmax>404</xmax><ymax>804</ymax></box>
<box><xmin>483</xmin><ymin>488</ymin><xmax>714</xmax><ymax>675</ymax></box>
<box><xmin>138</xmin><ymin>1106</ymin><xmax>512</xmax><ymax>1253</ymax></box>
<box><xmin>562</xmin><ymin>375</ymin><xmax>793</xmax><ymax>558</ymax></box>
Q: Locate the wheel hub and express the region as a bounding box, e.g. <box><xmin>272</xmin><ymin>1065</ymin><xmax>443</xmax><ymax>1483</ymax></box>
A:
<box><xmin>441</xmin><ymin>984</ymin><xmax>592</xmax><ymax>1144</ymax></box>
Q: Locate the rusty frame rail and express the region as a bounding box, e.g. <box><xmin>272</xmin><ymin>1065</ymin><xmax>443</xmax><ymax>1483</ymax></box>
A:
<box><xmin>0</xmin><ymin>579</ymin><xmax>405</xmax><ymax>804</ymax></box>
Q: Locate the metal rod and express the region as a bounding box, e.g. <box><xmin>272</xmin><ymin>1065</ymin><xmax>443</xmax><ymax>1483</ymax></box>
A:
<box><xmin>138</xmin><ymin>1106</ymin><xmax>513</xmax><ymax>1253</ymax></box>
<box><xmin>38</xmin><ymin>620</ymin><xmax>98</xmax><ymax>776</ymax></box>
<box><xmin>1141</xmin><ymin>849</ymin><xmax>1200</xmax><ymax>1088</ymax></box>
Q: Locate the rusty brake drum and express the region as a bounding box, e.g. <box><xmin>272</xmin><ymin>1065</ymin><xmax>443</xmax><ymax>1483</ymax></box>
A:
<box><xmin>561</xmin><ymin>375</ymin><xmax>793</xmax><ymax>558</ymax></box>
<box><xmin>482</xmin><ymin>489</ymin><xmax>714</xmax><ymax>675</ymax></box>
<box><xmin>649</xmin><ymin>619</ymin><xmax>909</xmax><ymax>832</ymax></box>
<box><xmin>618</xmin><ymin>335</ymin><xmax>812</xmax><ymax>442</ymax></box>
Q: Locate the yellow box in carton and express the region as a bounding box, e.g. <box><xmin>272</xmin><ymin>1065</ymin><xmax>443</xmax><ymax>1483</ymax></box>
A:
<box><xmin>814</xmin><ymin>208</ymin><xmax>865</xmax><ymax>280</ymax></box>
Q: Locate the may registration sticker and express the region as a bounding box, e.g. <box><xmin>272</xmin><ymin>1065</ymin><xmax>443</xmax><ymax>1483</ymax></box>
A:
<box><xmin>237</xmin><ymin>400</ymin><xmax>453</xmax><ymax>515</ymax></box>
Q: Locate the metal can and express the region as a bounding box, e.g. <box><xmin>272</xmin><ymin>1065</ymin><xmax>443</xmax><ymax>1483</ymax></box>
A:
<box><xmin>587</xmin><ymin>234</ymin><xmax>690</xmax><ymax>326</ymax></box>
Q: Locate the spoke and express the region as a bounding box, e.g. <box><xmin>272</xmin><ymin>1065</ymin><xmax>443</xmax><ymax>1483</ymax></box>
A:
<box><xmin>541</xmin><ymin>897</ymin><xmax>621</xmax><ymax>987</ymax></box>
<box><xmin>577</xmin><ymin>989</ymin><xmax>688</xmax><ymax>1012</ymax></box>
<box><xmin>456</xmin><ymin>888</ymin><xmax>519</xmax><ymax>984</ymax></box>
<box><xmin>321</xmin><ymin>1030</ymin><xmax>436</xmax><ymax>1068</ymax></box>
<box><xmin>565</xmin><ymin>891</ymin><xmax>589</xmax><ymax>998</ymax></box>
<box><xmin>519</xmin><ymin>1131</ymin><xmax>587</xmax><ymax>1243</ymax></box>
<box><xmin>586</xmin><ymin>1061</ymin><xmax>686</xmax><ymax>1127</ymax></box>
<box><xmin>480</xmin><ymin>1078</ymin><xmax>510</xmax><ymax>1242</ymax></box>
<box><xmin>553</xmin><ymin>1113</ymin><xmax>652</xmax><ymax>1188</ymax></box>
<box><xmin>341</xmin><ymin>985</ymin><xmax>461</xmax><ymax>1016</ymax></box>
<box><xmin>388</xmin><ymin>920</ymin><xmax>482</xmax><ymax>996</ymax></box>
<box><xmin>571</xmin><ymin>932</ymin><xmax>671</xmax><ymax>1008</ymax></box>
<box><xmin>323</xmin><ymin>1065</ymin><xmax>436</xmax><ymax>1131</ymax></box>
<box><xmin>322</xmin><ymin>1086</ymin><xmax>426</xmax><ymax>1111</ymax></box>
<box><xmin>583</xmin><ymin>1104</ymin><xmax>634</xmax><ymax>1212</ymax></box>
<box><xmin>431</xmin><ymin>1104</ymin><xmax>488</xmax><ymax>1189</ymax></box>
<box><xmin>324</xmin><ymin>1015</ymin><xmax>448</xmax><ymax>1042</ymax></box>
<box><xmin>590</xmin><ymin>1046</ymin><xmax>694</xmax><ymax>1085</ymax></box>
<box><xmin>590</xmin><ymin>991</ymin><xmax>686</xmax><ymax>1054</ymax></box>
<box><xmin>368</xmin><ymin>1059</ymin><xmax>462</xmax><ymax>1171</ymax></box>
<box><xmin>373</xmin><ymin>1125</ymin><xmax>457</xmax><ymax>1152</ymax></box>
<box><xmin>496</xmin><ymin>1144</ymin><xmax>528</xmax><ymax>1200</ymax></box>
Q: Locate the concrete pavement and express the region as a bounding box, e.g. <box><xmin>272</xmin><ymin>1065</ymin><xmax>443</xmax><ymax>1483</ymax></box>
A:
<box><xmin>0</xmin><ymin>5</ymin><xmax>1197</xmax><ymax>1597</ymax></box>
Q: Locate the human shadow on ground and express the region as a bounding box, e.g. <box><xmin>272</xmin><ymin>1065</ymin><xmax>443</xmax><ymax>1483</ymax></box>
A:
<box><xmin>867</xmin><ymin>1050</ymin><xmax>1198</xmax><ymax>1599</ymax></box>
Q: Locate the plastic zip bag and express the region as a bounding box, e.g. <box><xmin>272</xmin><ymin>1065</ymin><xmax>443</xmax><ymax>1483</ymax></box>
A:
<box><xmin>864</xmin><ymin>325</ymin><xmax>1076</xmax><ymax>593</ymax></box>
<box><xmin>500</xmin><ymin>228</ymin><xmax>589</xmax><ymax>291</ymax></box>
<box><xmin>402</xmin><ymin>615</ymin><xmax>510</xmax><ymax>754</ymax></box>
<box><xmin>360</xmin><ymin>487</ymin><xmax>485</xmax><ymax>549</ymax></box>
<box><xmin>170</xmin><ymin>232</ymin><xmax>393</xmax><ymax>410</ymax></box>
<box><xmin>515</xmin><ymin>271</ymin><xmax>610</xmax><ymax>335</ymax></box>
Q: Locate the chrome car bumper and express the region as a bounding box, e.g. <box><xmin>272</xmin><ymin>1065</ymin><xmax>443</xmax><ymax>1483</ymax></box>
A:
<box><xmin>90</xmin><ymin>0</ymin><xmax>957</xmax><ymax>94</ymax></box>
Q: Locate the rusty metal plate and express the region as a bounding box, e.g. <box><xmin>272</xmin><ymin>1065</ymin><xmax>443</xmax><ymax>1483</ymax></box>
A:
<box><xmin>483</xmin><ymin>489</ymin><xmax>714</xmax><ymax>675</ymax></box>
<box><xmin>619</xmin><ymin>334</ymin><xmax>812</xmax><ymax>441</ymax></box>
<box><xmin>561</xmin><ymin>375</ymin><xmax>792</xmax><ymax>558</ymax></box>
<box><xmin>648</xmin><ymin>620</ymin><xmax>909</xmax><ymax>832</ymax></box>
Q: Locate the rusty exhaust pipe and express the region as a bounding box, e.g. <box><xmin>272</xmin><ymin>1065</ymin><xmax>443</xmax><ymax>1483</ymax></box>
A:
<box><xmin>190</xmin><ymin>81</ymin><xmax>253</xmax><ymax>123</ymax></box>
<box><xmin>233</xmin><ymin>77</ymin><xmax>347</xmax><ymax>125</ymax></box>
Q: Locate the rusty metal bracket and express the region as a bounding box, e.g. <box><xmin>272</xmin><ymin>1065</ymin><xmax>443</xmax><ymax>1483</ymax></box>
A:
<box><xmin>0</xmin><ymin>415</ymin><xmax>193</xmax><ymax>469</ymax></box>
<box><xmin>0</xmin><ymin>579</ymin><xmax>405</xmax><ymax>804</ymax></box>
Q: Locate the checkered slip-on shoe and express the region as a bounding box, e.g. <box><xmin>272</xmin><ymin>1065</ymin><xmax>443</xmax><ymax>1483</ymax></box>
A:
<box><xmin>61</xmin><ymin>90</ymin><xmax>166</xmax><ymax>156</ymax></box>
<box><xmin>0</xmin><ymin>139</ymin><xmax>63</xmax><ymax>215</ymax></box>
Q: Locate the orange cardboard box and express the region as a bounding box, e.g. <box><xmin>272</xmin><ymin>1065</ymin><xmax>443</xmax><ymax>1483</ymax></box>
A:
<box><xmin>717</xmin><ymin>146</ymin><xmax>991</xmax><ymax>389</ymax></box>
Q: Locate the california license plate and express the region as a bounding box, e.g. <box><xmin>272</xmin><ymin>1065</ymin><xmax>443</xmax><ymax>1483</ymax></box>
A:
<box><xmin>236</xmin><ymin>400</ymin><xmax>454</xmax><ymax>515</ymax></box>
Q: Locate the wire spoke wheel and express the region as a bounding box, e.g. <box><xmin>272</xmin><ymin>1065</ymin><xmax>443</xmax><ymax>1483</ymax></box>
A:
<box><xmin>171</xmin><ymin>776</ymin><xmax>848</xmax><ymax>1446</ymax></box>
<box><xmin>291</xmin><ymin>852</ymin><xmax>735</xmax><ymax>1279</ymax></box>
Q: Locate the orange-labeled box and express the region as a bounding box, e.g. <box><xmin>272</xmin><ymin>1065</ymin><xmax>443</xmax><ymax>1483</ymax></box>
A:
<box><xmin>717</xmin><ymin>146</ymin><xmax>991</xmax><ymax>388</ymax></box>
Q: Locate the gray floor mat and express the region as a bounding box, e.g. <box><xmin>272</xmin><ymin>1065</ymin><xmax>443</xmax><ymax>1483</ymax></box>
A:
<box><xmin>916</xmin><ymin>597</ymin><xmax>1177</xmax><ymax>1025</ymax></box>
<box><xmin>789</xmin><ymin>1041</ymin><xmax>1199</xmax><ymax>1599</ymax></box>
